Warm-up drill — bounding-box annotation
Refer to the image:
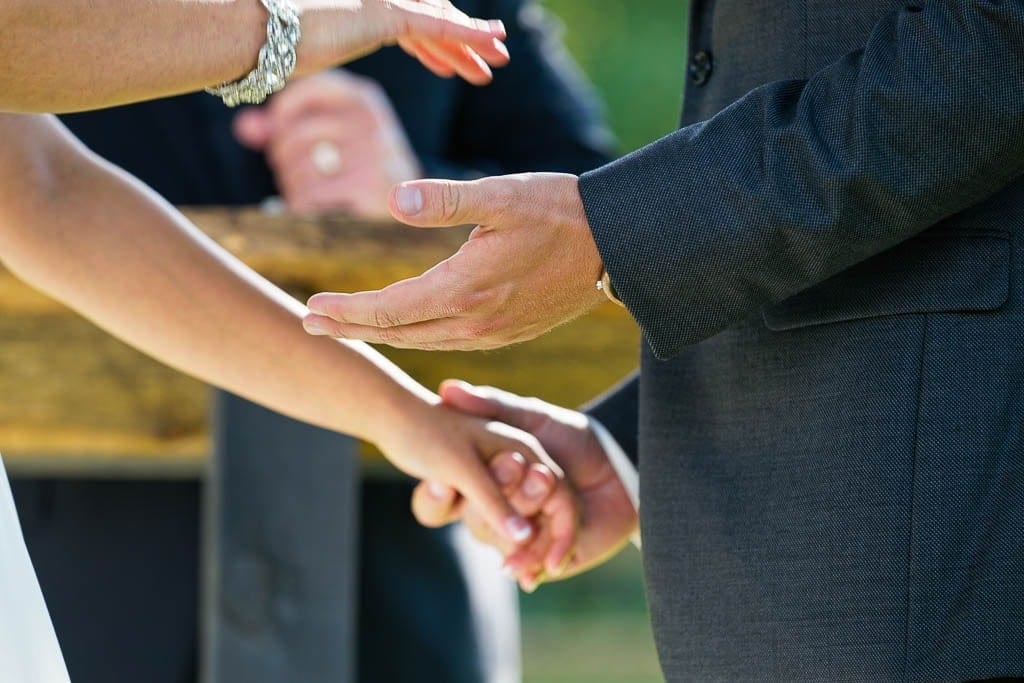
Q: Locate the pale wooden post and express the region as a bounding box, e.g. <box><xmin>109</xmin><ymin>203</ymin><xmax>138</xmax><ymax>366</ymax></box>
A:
<box><xmin>202</xmin><ymin>391</ymin><xmax>359</xmax><ymax>683</ymax></box>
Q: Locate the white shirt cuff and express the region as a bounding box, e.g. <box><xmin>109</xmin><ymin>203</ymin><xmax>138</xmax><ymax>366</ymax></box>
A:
<box><xmin>587</xmin><ymin>416</ymin><xmax>641</xmax><ymax>548</ymax></box>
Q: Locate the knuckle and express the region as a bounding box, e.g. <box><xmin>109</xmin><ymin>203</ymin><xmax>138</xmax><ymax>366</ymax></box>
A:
<box><xmin>483</xmin><ymin>176</ymin><xmax>524</xmax><ymax>216</ymax></box>
<box><xmin>373</xmin><ymin>325</ymin><xmax>399</xmax><ymax>344</ymax></box>
<box><xmin>371</xmin><ymin>307</ymin><xmax>390</xmax><ymax>328</ymax></box>
<box><xmin>371</xmin><ymin>292</ymin><xmax>403</xmax><ymax>328</ymax></box>
<box><xmin>440</xmin><ymin>182</ymin><xmax>462</xmax><ymax>223</ymax></box>
<box><xmin>447</xmin><ymin>289</ymin><xmax>489</xmax><ymax>317</ymax></box>
<box><xmin>490</xmin><ymin>183</ymin><xmax>517</xmax><ymax>213</ymax></box>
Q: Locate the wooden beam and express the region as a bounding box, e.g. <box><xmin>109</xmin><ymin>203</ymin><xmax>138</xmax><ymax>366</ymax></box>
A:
<box><xmin>0</xmin><ymin>208</ymin><xmax>640</xmax><ymax>477</ymax></box>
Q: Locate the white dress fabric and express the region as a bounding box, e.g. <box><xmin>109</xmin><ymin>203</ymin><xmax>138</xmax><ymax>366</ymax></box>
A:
<box><xmin>0</xmin><ymin>456</ymin><xmax>70</xmax><ymax>682</ymax></box>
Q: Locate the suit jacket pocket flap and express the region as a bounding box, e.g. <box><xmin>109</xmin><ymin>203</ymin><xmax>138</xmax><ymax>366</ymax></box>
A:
<box><xmin>762</xmin><ymin>232</ymin><xmax>1011</xmax><ymax>332</ymax></box>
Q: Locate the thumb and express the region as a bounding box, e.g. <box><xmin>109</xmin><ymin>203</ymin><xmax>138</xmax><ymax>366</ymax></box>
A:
<box><xmin>439</xmin><ymin>380</ymin><xmax>532</xmax><ymax>430</ymax></box>
<box><xmin>389</xmin><ymin>178</ymin><xmax>495</xmax><ymax>228</ymax></box>
<box><xmin>410</xmin><ymin>480</ymin><xmax>461</xmax><ymax>528</ymax></box>
<box><xmin>232</xmin><ymin>107</ymin><xmax>273</xmax><ymax>149</ymax></box>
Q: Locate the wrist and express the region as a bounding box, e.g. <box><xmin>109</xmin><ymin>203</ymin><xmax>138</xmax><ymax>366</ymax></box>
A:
<box><xmin>207</xmin><ymin>0</ymin><xmax>301</xmax><ymax>107</ymax></box>
<box><xmin>361</xmin><ymin>380</ymin><xmax>440</xmax><ymax>458</ymax></box>
<box><xmin>289</xmin><ymin>2</ymin><xmax>336</xmax><ymax>76</ymax></box>
<box><xmin>565</xmin><ymin>175</ymin><xmax>609</xmax><ymax>309</ymax></box>
<box><xmin>291</xmin><ymin>1</ymin><xmax>382</xmax><ymax>78</ymax></box>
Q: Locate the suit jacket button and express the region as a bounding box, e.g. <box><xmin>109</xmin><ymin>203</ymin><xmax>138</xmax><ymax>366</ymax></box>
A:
<box><xmin>689</xmin><ymin>50</ymin><xmax>713</xmax><ymax>86</ymax></box>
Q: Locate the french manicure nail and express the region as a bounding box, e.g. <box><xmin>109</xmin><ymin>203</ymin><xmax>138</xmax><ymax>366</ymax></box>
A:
<box><xmin>395</xmin><ymin>186</ymin><xmax>423</xmax><ymax>215</ymax></box>
<box><xmin>493</xmin><ymin>458</ymin><xmax>520</xmax><ymax>486</ymax></box>
<box><xmin>522</xmin><ymin>473</ymin><xmax>547</xmax><ymax>499</ymax></box>
<box><xmin>505</xmin><ymin>515</ymin><xmax>533</xmax><ymax>543</ymax></box>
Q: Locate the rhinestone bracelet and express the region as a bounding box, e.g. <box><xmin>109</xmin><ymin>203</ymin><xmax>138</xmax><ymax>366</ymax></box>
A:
<box><xmin>206</xmin><ymin>0</ymin><xmax>301</xmax><ymax>107</ymax></box>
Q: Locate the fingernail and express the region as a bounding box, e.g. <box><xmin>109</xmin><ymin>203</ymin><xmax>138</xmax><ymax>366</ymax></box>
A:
<box><xmin>488</xmin><ymin>20</ymin><xmax>506</xmax><ymax>35</ymax></box>
<box><xmin>427</xmin><ymin>481</ymin><xmax>449</xmax><ymax>500</ymax></box>
<box><xmin>303</xmin><ymin>317</ymin><xmax>327</xmax><ymax>335</ymax></box>
<box><xmin>522</xmin><ymin>471</ymin><xmax>548</xmax><ymax>499</ymax></box>
<box><xmin>395</xmin><ymin>186</ymin><xmax>423</xmax><ymax>215</ymax></box>
<box><xmin>492</xmin><ymin>38</ymin><xmax>509</xmax><ymax>58</ymax></box>
<box><xmin>505</xmin><ymin>515</ymin><xmax>533</xmax><ymax>543</ymax></box>
<box><xmin>492</xmin><ymin>456</ymin><xmax>522</xmax><ymax>486</ymax></box>
<box><xmin>306</xmin><ymin>294</ymin><xmax>329</xmax><ymax>315</ymax></box>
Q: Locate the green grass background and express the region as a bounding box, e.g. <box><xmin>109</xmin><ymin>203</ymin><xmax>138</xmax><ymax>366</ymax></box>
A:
<box><xmin>518</xmin><ymin>2</ymin><xmax>688</xmax><ymax>682</ymax></box>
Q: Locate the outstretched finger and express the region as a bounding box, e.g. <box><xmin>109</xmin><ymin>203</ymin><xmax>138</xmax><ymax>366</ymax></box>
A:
<box><xmin>394</xmin><ymin>0</ymin><xmax>510</xmax><ymax>66</ymax></box>
<box><xmin>398</xmin><ymin>38</ymin><xmax>456</xmax><ymax>78</ymax></box>
<box><xmin>410</xmin><ymin>39</ymin><xmax>494</xmax><ymax>85</ymax></box>
<box><xmin>305</xmin><ymin>266</ymin><xmax>458</xmax><ymax>330</ymax></box>
<box><xmin>385</xmin><ymin>0</ymin><xmax>509</xmax><ymax>64</ymax></box>
<box><xmin>301</xmin><ymin>315</ymin><xmax>510</xmax><ymax>350</ymax></box>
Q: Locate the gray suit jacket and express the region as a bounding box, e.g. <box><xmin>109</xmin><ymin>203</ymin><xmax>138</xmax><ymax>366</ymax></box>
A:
<box><xmin>582</xmin><ymin>1</ymin><xmax>1024</xmax><ymax>680</ymax></box>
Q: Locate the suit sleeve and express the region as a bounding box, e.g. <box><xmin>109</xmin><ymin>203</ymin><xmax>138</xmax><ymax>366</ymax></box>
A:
<box><xmin>583</xmin><ymin>372</ymin><xmax>639</xmax><ymax>467</ymax></box>
<box><xmin>579</xmin><ymin>0</ymin><xmax>1024</xmax><ymax>360</ymax></box>
<box><xmin>420</xmin><ymin>0</ymin><xmax>614</xmax><ymax>179</ymax></box>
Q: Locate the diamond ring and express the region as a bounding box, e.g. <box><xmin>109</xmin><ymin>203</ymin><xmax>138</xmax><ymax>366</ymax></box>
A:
<box><xmin>311</xmin><ymin>140</ymin><xmax>343</xmax><ymax>176</ymax></box>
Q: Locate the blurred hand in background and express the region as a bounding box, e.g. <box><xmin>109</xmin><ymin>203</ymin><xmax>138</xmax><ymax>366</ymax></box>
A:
<box><xmin>234</xmin><ymin>70</ymin><xmax>422</xmax><ymax>219</ymax></box>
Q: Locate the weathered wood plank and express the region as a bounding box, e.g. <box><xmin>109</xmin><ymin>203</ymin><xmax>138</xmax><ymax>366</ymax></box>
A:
<box><xmin>0</xmin><ymin>208</ymin><xmax>640</xmax><ymax>476</ymax></box>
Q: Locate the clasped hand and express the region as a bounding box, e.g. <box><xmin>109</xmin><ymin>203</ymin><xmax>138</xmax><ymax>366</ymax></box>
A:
<box><xmin>414</xmin><ymin>381</ymin><xmax>638</xmax><ymax>592</ymax></box>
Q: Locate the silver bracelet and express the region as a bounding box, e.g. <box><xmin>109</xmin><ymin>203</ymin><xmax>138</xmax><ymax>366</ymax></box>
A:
<box><xmin>206</xmin><ymin>0</ymin><xmax>301</xmax><ymax>107</ymax></box>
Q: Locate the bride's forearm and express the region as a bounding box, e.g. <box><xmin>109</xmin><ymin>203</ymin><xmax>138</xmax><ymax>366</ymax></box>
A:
<box><xmin>0</xmin><ymin>113</ymin><xmax>433</xmax><ymax>447</ymax></box>
<box><xmin>0</xmin><ymin>0</ymin><xmax>272</xmax><ymax>113</ymax></box>
<box><xmin>0</xmin><ymin>1</ymin><xmax>510</xmax><ymax>114</ymax></box>
<box><xmin>0</xmin><ymin>0</ymin><xmax>405</xmax><ymax>114</ymax></box>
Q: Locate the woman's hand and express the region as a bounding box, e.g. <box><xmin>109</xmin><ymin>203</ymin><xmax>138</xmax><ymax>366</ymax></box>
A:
<box><xmin>233</xmin><ymin>70</ymin><xmax>422</xmax><ymax>218</ymax></box>
<box><xmin>412</xmin><ymin>381</ymin><xmax>638</xmax><ymax>590</ymax></box>
<box><xmin>374</xmin><ymin>397</ymin><xmax>578</xmax><ymax>554</ymax></box>
<box><xmin>296</xmin><ymin>0</ymin><xmax>509</xmax><ymax>86</ymax></box>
